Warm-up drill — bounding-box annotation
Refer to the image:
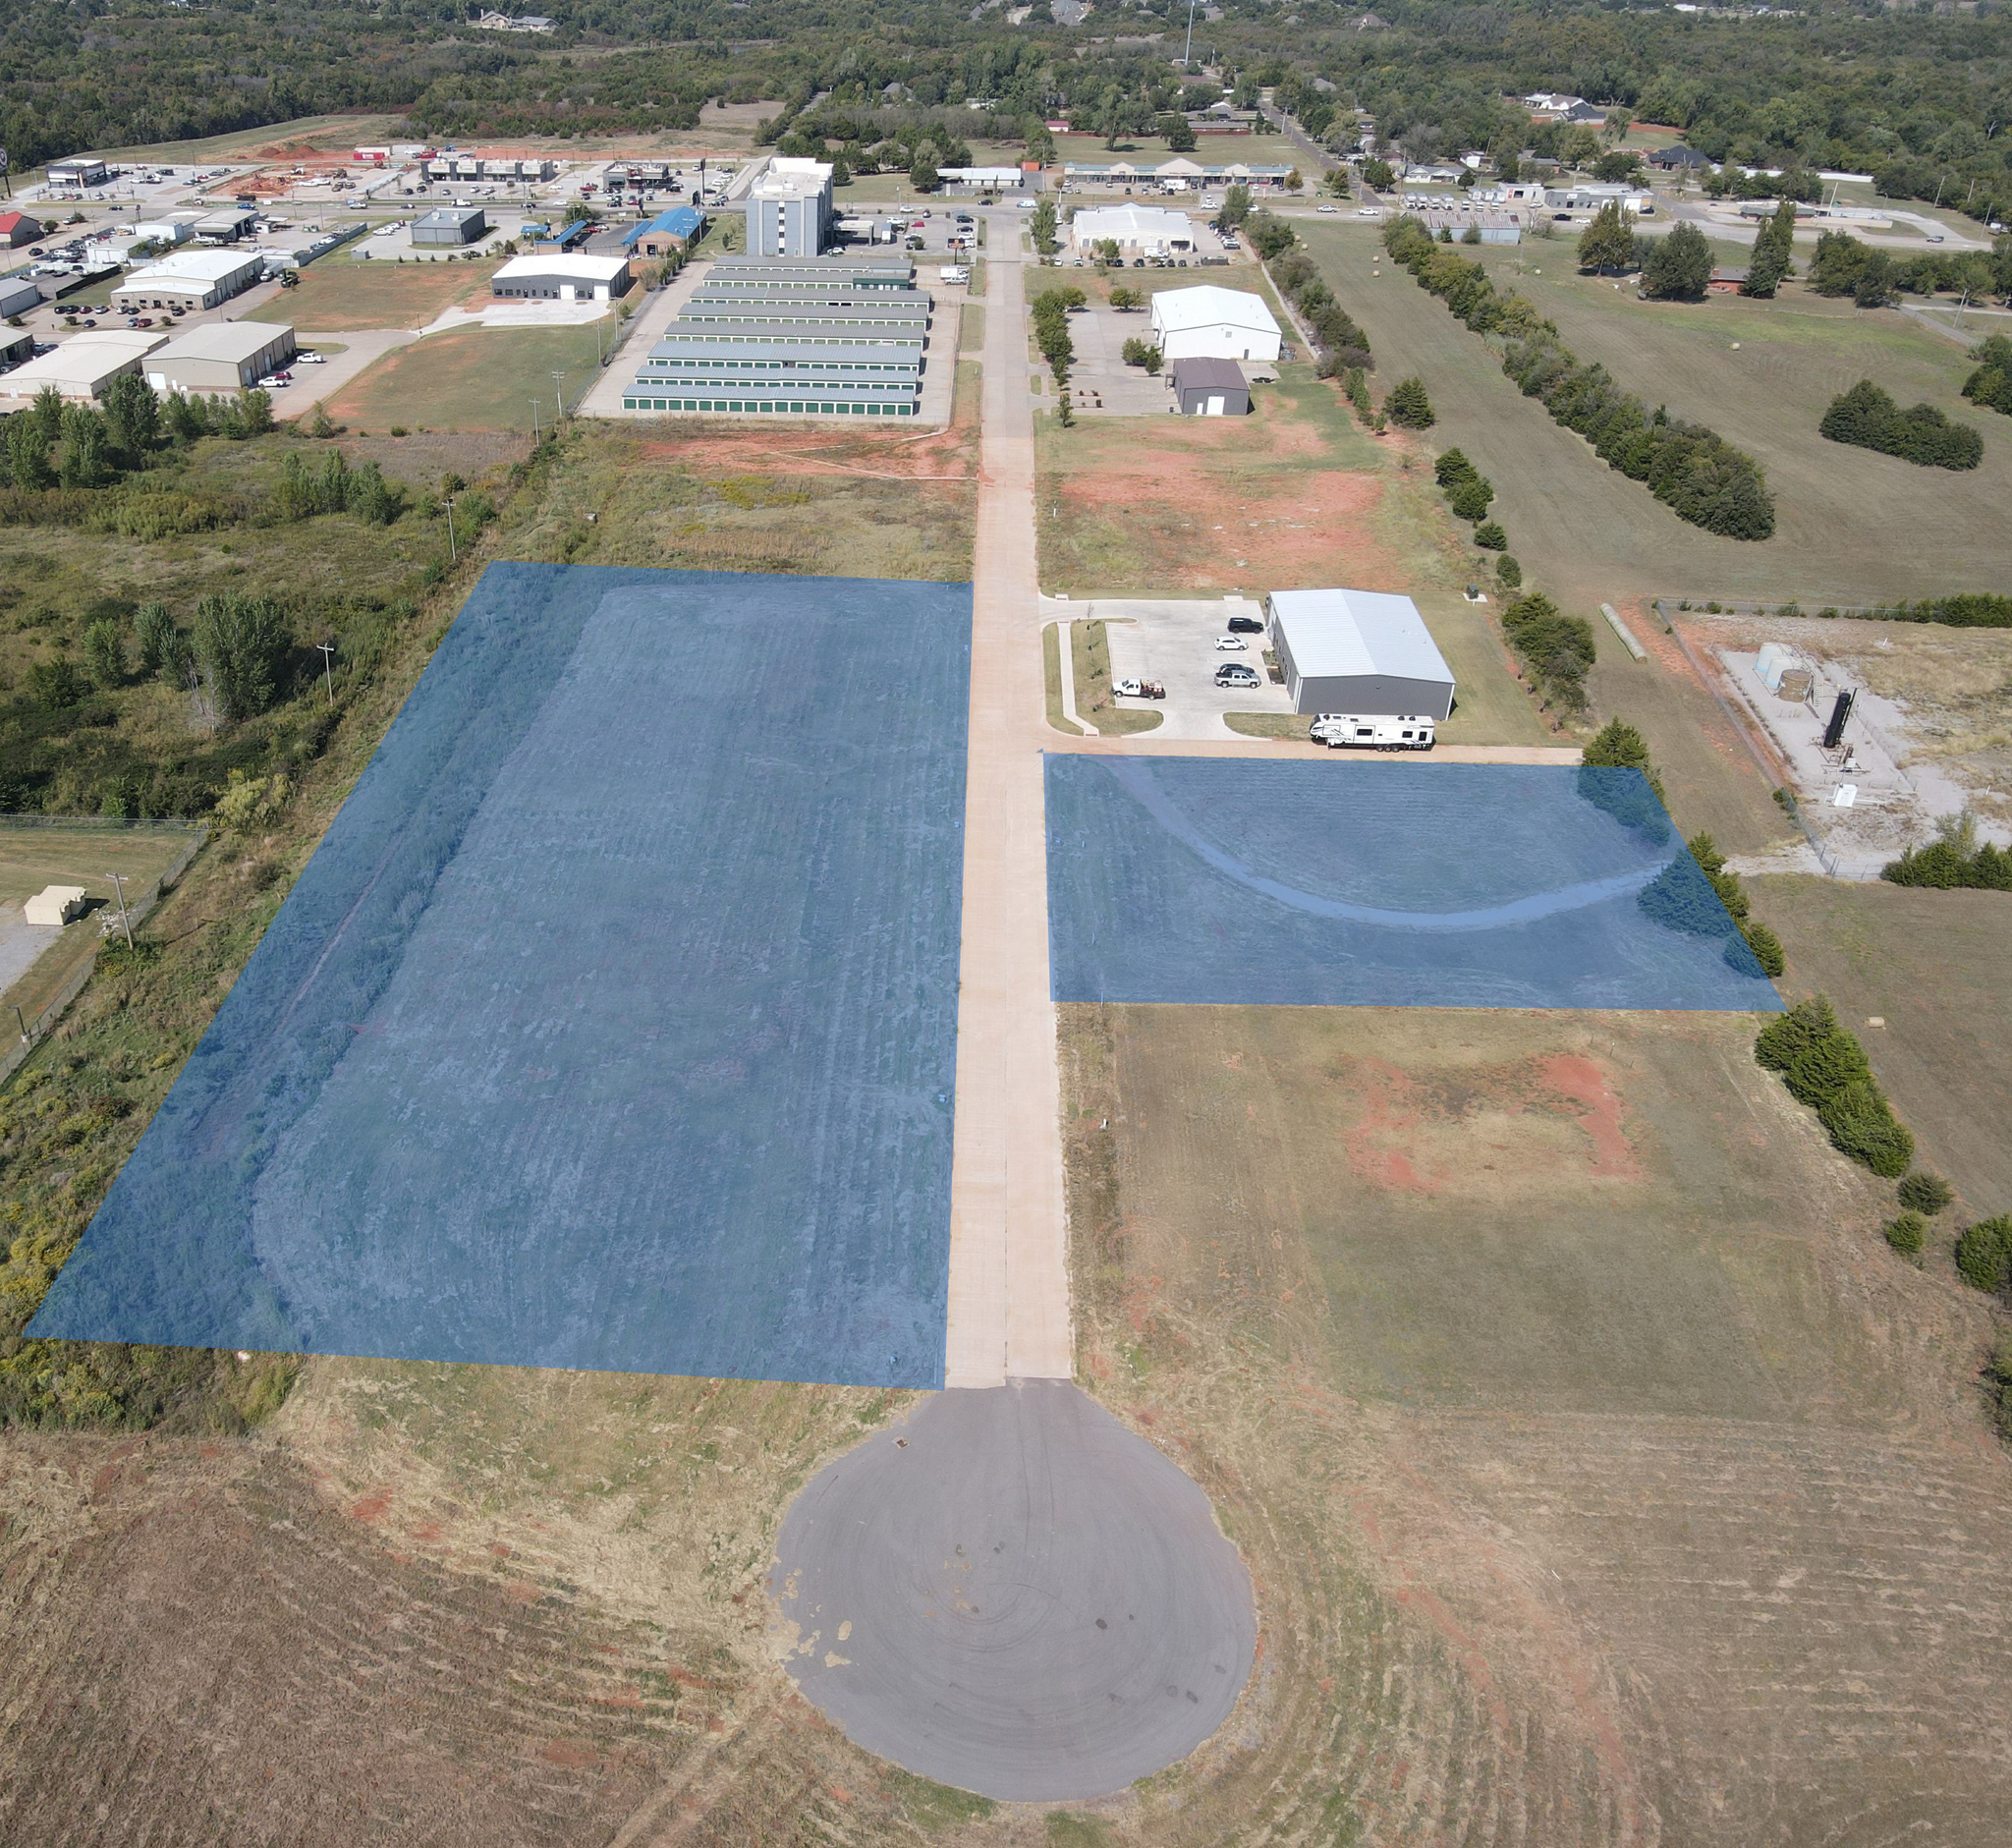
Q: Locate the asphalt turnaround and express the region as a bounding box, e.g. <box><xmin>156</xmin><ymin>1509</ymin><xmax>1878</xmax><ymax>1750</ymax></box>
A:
<box><xmin>767</xmin><ymin>1379</ymin><xmax>1257</xmax><ymax>1801</ymax></box>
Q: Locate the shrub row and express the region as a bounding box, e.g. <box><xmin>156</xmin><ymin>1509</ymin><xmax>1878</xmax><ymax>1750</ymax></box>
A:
<box><xmin>1261</xmin><ymin>224</ymin><xmax>1374</xmax><ymax>377</ymax></box>
<box><xmin>1819</xmin><ymin>379</ymin><xmax>1983</xmax><ymax>471</ymax></box>
<box><xmin>1962</xmin><ymin>334</ymin><xmax>2012</xmax><ymax>417</ymax></box>
<box><xmin>1882</xmin><ymin>839</ymin><xmax>2012</xmax><ymax>890</ymax></box>
<box><xmin>1640</xmin><ymin>831</ymin><xmax>1786</xmax><ymax>978</ymax></box>
<box><xmin>1382</xmin><ymin>216</ymin><xmax>1776</xmax><ymax>539</ymax></box>
<box><xmin>1500</xmin><ymin>591</ymin><xmax>1594</xmax><ymax>712</ymax></box>
<box><xmin>1756</xmin><ymin>995</ymin><xmax>1914</xmax><ymax>1178</ymax></box>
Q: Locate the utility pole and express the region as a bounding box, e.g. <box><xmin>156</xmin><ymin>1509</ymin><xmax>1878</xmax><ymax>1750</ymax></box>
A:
<box><xmin>317</xmin><ymin>640</ymin><xmax>336</xmax><ymax>701</ymax></box>
<box><xmin>551</xmin><ymin>369</ymin><xmax>567</xmax><ymax>419</ymax></box>
<box><xmin>105</xmin><ymin>873</ymin><xmax>134</xmax><ymax>950</ymax></box>
<box><xmin>1183</xmin><ymin>0</ymin><xmax>1198</xmax><ymax>69</ymax></box>
<box><xmin>444</xmin><ymin>494</ymin><xmax>458</xmax><ymax>563</ymax></box>
<box><xmin>531</xmin><ymin>396</ymin><xmax>540</xmax><ymax>439</ymax></box>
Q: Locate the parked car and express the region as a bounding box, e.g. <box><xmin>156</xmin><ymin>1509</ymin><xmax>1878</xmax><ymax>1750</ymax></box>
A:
<box><xmin>1356</xmin><ymin>206</ymin><xmax>1382</xmax><ymax>219</ymax></box>
<box><xmin>1214</xmin><ymin>636</ymin><xmax>1248</xmax><ymax>652</ymax></box>
<box><xmin>1316</xmin><ymin>203</ymin><xmax>1339</xmax><ymax>214</ymax></box>
<box><xmin>1112</xmin><ymin>678</ymin><xmax>1166</xmax><ymax>700</ymax></box>
<box><xmin>297</xmin><ymin>350</ymin><xmax>326</xmax><ymax>363</ymax></box>
<box><xmin>1226</xmin><ymin>614</ymin><xmax>1263</xmax><ymax>633</ymax></box>
<box><xmin>1214</xmin><ymin>663</ymin><xmax>1260</xmax><ymax>688</ymax></box>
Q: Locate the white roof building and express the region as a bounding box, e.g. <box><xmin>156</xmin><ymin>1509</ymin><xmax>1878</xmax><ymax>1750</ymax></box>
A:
<box><xmin>1069</xmin><ymin>203</ymin><xmax>1196</xmax><ymax>256</ymax></box>
<box><xmin>0</xmin><ymin>329</ymin><xmax>169</xmax><ymax>403</ymax></box>
<box><xmin>1263</xmin><ymin>588</ymin><xmax>1457</xmax><ymax>719</ymax></box>
<box><xmin>112</xmin><ymin>247</ymin><xmax>264</xmax><ymax>308</ymax></box>
<box><xmin>489</xmin><ymin>252</ymin><xmax>635</xmax><ymax>300</ymax></box>
<box><xmin>1148</xmin><ymin>284</ymin><xmax>1282</xmax><ymax>364</ymax></box>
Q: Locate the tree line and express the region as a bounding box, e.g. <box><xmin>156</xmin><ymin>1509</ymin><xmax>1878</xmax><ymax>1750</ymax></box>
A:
<box><xmin>1382</xmin><ymin>215</ymin><xmax>1775</xmax><ymax>539</ymax></box>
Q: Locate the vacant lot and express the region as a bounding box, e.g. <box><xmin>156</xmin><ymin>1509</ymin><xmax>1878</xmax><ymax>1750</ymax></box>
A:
<box><xmin>1298</xmin><ymin>221</ymin><xmax>2011</xmax><ymax>609</ymax></box>
<box><xmin>1757</xmin><ymin>872</ymin><xmax>2012</xmax><ymax>1207</ymax></box>
<box><xmin>1060</xmin><ymin>1001</ymin><xmax>2012</xmax><ymax>1844</ymax></box>
<box><xmin>503</xmin><ymin>379</ymin><xmax>979</xmax><ymax>582</ymax></box>
<box><xmin>248</xmin><ymin>257</ymin><xmax>499</xmax><ymax>332</ymax></box>
<box><xmin>325</xmin><ymin>323</ymin><xmax>608</xmax><ymax>433</ymax></box>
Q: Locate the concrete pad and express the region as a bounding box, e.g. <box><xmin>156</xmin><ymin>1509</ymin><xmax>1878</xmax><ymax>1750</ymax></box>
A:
<box><xmin>272</xmin><ymin>328</ymin><xmax>418</xmax><ymax>419</ymax></box>
<box><xmin>1056</xmin><ymin>304</ymin><xmax>1176</xmax><ymax>418</ymax></box>
<box><xmin>768</xmin><ymin>1379</ymin><xmax>1257</xmax><ymax>1802</ymax></box>
<box><xmin>1083</xmin><ymin>594</ymin><xmax>1295</xmax><ymax>740</ymax></box>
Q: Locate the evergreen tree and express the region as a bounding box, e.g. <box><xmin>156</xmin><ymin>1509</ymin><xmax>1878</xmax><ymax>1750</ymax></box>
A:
<box><xmin>1384</xmin><ymin>375</ymin><xmax>1434</xmax><ymax>428</ymax></box>
<box><xmin>1742</xmin><ymin>196</ymin><xmax>1797</xmax><ymax>298</ymax></box>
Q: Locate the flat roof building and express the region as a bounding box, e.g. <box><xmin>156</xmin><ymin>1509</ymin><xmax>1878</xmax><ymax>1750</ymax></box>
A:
<box><xmin>142</xmin><ymin>321</ymin><xmax>298</xmax><ymax>396</ymax></box>
<box><xmin>413</xmin><ymin>205</ymin><xmax>488</xmax><ymax>247</ymax></box>
<box><xmin>1070</xmin><ymin>203</ymin><xmax>1196</xmax><ymax>258</ymax></box>
<box><xmin>0</xmin><ymin>329</ymin><xmax>169</xmax><ymax>403</ymax></box>
<box><xmin>1264</xmin><ymin>588</ymin><xmax>1457</xmax><ymax>719</ymax></box>
<box><xmin>46</xmin><ymin>158</ymin><xmax>108</xmax><ymax>188</ymax></box>
<box><xmin>112</xmin><ymin>248</ymin><xmax>264</xmax><ymax>310</ymax></box>
<box><xmin>622</xmin><ymin>205</ymin><xmax>706</xmax><ymax>255</ymax></box>
<box><xmin>1167</xmin><ymin>356</ymin><xmax>1250</xmax><ymax>416</ymax></box>
<box><xmin>0</xmin><ymin>276</ymin><xmax>43</xmax><ymax>320</ymax></box>
<box><xmin>195</xmin><ymin>206</ymin><xmax>257</xmax><ymax>241</ymax></box>
<box><xmin>746</xmin><ymin>158</ymin><xmax>834</xmax><ymax>257</ymax></box>
<box><xmin>489</xmin><ymin>252</ymin><xmax>635</xmax><ymax>301</ymax></box>
<box><xmin>1149</xmin><ymin>285</ymin><xmax>1282</xmax><ymax>364</ymax></box>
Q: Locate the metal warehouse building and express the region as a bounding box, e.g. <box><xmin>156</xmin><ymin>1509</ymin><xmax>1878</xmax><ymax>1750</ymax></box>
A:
<box><xmin>707</xmin><ymin>254</ymin><xmax>915</xmax><ymax>291</ymax></box>
<box><xmin>413</xmin><ymin>205</ymin><xmax>487</xmax><ymax>247</ymax></box>
<box><xmin>112</xmin><ymin>248</ymin><xmax>264</xmax><ymax>311</ymax></box>
<box><xmin>1265</xmin><ymin>588</ymin><xmax>1457</xmax><ymax>719</ymax></box>
<box><xmin>143</xmin><ymin>321</ymin><xmax>297</xmax><ymax>396</ymax></box>
<box><xmin>0</xmin><ymin>329</ymin><xmax>168</xmax><ymax>404</ymax></box>
<box><xmin>1167</xmin><ymin>357</ymin><xmax>1250</xmax><ymax>417</ymax></box>
<box><xmin>623</xmin><ymin>255</ymin><xmax>929</xmax><ymax>417</ymax></box>
<box><xmin>489</xmin><ymin>253</ymin><xmax>634</xmax><ymax>301</ymax></box>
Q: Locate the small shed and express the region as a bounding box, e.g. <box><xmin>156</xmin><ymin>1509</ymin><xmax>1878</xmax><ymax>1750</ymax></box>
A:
<box><xmin>25</xmin><ymin>885</ymin><xmax>88</xmax><ymax>927</ymax></box>
<box><xmin>414</xmin><ymin>205</ymin><xmax>488</xmax><ymax>248</ymax></box>
<box><xmin>1167</xmin><ymin>356</ymin><xmax>1250</xmax><ymax>416</ymax></box>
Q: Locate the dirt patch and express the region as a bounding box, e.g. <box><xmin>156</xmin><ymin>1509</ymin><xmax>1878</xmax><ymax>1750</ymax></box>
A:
<box><xmin>337</xmin><ymin>427</ymin><xmax>531</xmax><ymax>484</ymax></box>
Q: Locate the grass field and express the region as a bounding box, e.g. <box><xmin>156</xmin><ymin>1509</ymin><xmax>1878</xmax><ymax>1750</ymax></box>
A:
<box><xmin>1757</xmin><ymin>872</ymin><xmax>2012</xmax><ymax>1209</ymax></box>
<box><xmin>1297</xmin><ymin>220</ymin><xmax>2012</xmax><ymax>610</ymax></box>
<box><xmin>246</xmin><ymin>257</ymin><xmax>499</xmax><ymax>332</ymax></box>
<box><xmin>1060</xmin><ymin>1001</ymin><xmax>2012</xmax><ymax>1844</ymax></box>
<box><xmin>324</xmin><ymin>323</ymin><xmax>608</xmax><ymax>433</ymax></box>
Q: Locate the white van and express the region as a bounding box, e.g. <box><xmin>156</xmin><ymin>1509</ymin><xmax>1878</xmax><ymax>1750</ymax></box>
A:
<box><xmin>1310</xmin><ymin>714</ymin><xmax>1436</xmax><ymax>752</ymax></box>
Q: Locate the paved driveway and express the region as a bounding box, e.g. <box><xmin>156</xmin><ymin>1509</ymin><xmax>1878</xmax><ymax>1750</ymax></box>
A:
<box><xmin>1063</xmin><ymin>595</ymin><xmax>1296</xmax><ymax>739</ymax></box>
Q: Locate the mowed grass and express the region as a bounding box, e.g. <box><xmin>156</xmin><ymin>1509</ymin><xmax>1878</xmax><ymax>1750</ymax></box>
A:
<box><xmin>246</xmin><ymin>257</ymin><xmax>499</xmax><ymax>332</ymax></box>
<box><xmin>1298</xmin><ymin>220</ymin><xmax>2012</xmax><ymax>609</ymax></box>
<box><xmin>1756</xmin><ymin>872</ymin><xmax>2012</xmax><ymax>1207</ymax></box>
<box><xmin>326</xmin><ymin>323</ymin><xmax>607</xmax><ymax>433</ymax></box>
<box><xmin>1062</xmin><ymin>1001</ymin><xmax>2012</xmax><ymax>1842</ymax></box>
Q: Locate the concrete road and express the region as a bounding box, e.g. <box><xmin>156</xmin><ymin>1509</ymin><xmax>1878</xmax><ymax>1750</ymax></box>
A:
<box><xmin>270</xmin><ymin>328</ymin><xmax>417</xmax><ymax>419</ymax></box>
<box><xmin>769</xmin><ymin>1379</ymin><xmax>1257</xmax><ymax>1802</ymax></box>
<box><xmin>942</xmin><ymin>213</ymin><xmax>1074</xmax><ymax>1388</ymax></box>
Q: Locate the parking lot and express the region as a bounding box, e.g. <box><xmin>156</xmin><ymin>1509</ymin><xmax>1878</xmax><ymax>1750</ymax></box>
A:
<box><xmin>1054</xmin><ymin>595</ymin><xmax>1297</xmax><ymax>739</ymax></box>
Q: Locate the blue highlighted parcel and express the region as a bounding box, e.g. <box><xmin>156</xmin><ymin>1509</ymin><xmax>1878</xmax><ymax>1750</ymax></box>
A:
<box><xmin>32</xmin><ymin>565</ymin><xmax>972</xmax><ymax>1389</ymax></box>
<box><xmin>1046</xmin><ymin>756</ymin><xmax>1784</xmax><ymax>1014</ymax></box>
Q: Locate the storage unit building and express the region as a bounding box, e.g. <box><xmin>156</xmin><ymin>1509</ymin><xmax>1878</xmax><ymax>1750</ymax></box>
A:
<box><xmin>413</xmin><ymin>205</ymin><xmax>488</xmax><ymax>247</ymax></box>
<box><xmin>1265</xmin><ymin>588</ymin><xmax>1457</xmax><ymax>719</ymax></box>
<box><xmin>1149</xmin><ymin>285</ymin><xmax>1282</xmax><ymax>364</ymax></box>
<box><xmin>1167</xmin><ymin>357</ymin><xmax>1250</xmax><ymax>416</ymax></box>
<box><xmin>112</xmin><ymin>248</ymin><xmax>264</xmax><ymax>310</ymax></box>
<box><xmin>0</xmin><ymin>329</ymin><xmax>168</xmax><ymax>404</ymax></box>
<box><xmin>488</xmin><ymin>253</ymin><xmax>634</xmax><ymax>301</ymax></box>
<box><xmin>143</xmin><ymin>320</ymin><xmax>297</xmax><ymax>396</ymax></box>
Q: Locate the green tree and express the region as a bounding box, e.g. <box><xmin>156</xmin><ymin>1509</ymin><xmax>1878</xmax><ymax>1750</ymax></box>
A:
<box><xmin>1898</xmin><ymin>1170</ymin><xmax>1954</xmax><ymax>1215</ymax></box>
<box><xmin>82</xmin><ymin>617</ymin><xmax>126</xmax><ymax>689</ymax></box>
<box><xmin>1883</xmin><ymin>1211</ymin><xmax>1926</xmax><ymax>1258</ymax></box>
<box><xmin>1434</xmin><ymin>446</ymin><xmax>1477</xmax><ymax>486</ymax></box>
<box><xmin>1030</xmin><ymin>197</ymin><xmax>1058</xmax><ymax>258</ymax></box>
<box><xmin>829</xmin><ymin>151</ymin><xmax>851</xmax><ymax>187</ymax></box>
<box><xmin>1448</xmin><ymin>476</ymin><xmax>1493</xmax><ymax>520</ymax></box>
<box><xmin>1384</xmin><ymin>375</ymin><xmax>1434</xmax><ymax>428</ymax></box>
<box><xmin>1854</xmin><ymin>250</ymin><xmax>1896</xmax><ymax>308</ymax></box>
<box><xmin>1494</xmin><ymin>554</ymin><xmax>1522</xmax><ymax>588</ymax></box>
<box><xmin>1642</xmin><ymin>221</ymin><xmax>1713</xmax><ymax>300</ymax></box>
<box><xmin>1578</xmin><ymin>202</ymin><xmax>1636</xmax><ymax>273</ymax></box>
<box><xmin>236</xmin><ymin>387</ymin><xmax>275</xmax><ymax>436</ymax></box>
<box><xmin>134</xmin><ymin>602</ymin><xmax>179</xmax><ymax>679</ymax></box>
<box><xmin>1954</xmin><ymin>1215</ymin><xmax>2012</xmax><ymax>1292</ymax></box>
<box><xmin>1962</xmin><ymin>333</ymin><xmax>2012</xmax><ymax>415</ymax></box>
<box><xmin>1473</xmin><ymin>520</ymin><xmax>1507</xmax><ymax>550</ymax></box>
<box><xmin>1108</xmin><ymin>284</ymin><xmax>1143</xmax><ymax>310</ymax></box>
<box><xmin>31</xmin><ymin>385</ymin><xmax>64</xmax><ymax>444</ymax></box>
<box><xmin>101</xmin><ymin>370</ymin><xmax>161</xmax><ymax>460</ymax></box>
<box><xmin>193</xmin><ymin>592</ymin><xmax>290</xmax><ymax>721</ymax></box>
<box><xmin>1361</xmin><ymin>157</ymin><xmax>1395</xmax><ymax>191</ymax></box>
<box><xmin>5</xmin><ymin>414</ymin><xmax>53</xmax><ymax>490</ymax></box>
<box><xmin>28</xmin><ymin>658</ymin><xmax>87</xmax><ymax>708</ymax></box>
<box><xmin>1744</xmin><ymin>197</ymin><xmax>1797</xmax><ymax>297</ymax></box>
<box><xmin>1162</xmin><ymin>115</ymin><xmax>1197</xmax><ymax>153</ymax></box>
<box><xmin>58</xmin><ymin>406</ymin><xmax>113</xmax><ymax>488</ymax></box>
<box><xmin>910</xmin><ymin>154</ymin><xmax>939</xmax><ymax>193</ymax></box>
<box><xmin>1219</xmin><ymin>183</ymin><xmax>1253</xmax><ymax>227</ymax></box>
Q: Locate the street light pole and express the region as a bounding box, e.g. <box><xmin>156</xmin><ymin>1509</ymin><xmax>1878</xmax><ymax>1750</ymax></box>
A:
<box><xmin>105</xmin><ymin>873</ymin><xmax>134</xmax><ymax>950</ymax></box>
<box><xmin>444</xmin><ymin>494</ymin><xmax>457</xmax><ymax>563</ymax></box>
<box><xmin>317</xmin><ymin>640</ymin><xmax>336</xmax><ymax>701</ymax></box>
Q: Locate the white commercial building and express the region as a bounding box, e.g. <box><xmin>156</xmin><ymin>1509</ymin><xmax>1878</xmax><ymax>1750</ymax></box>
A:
<box><xmin>112</xmin><ymin>248</ymin><xmax>265</xmax><ymax>310</ymax></box>
<box><xmin>489</xmin><ymin>252</ymin><xmax>635</xmax><ymax>302</ymax></box>
<box><xmin>1148</xmin><ymin>285</ymin><xmax>1282</xmax><ymax>364</ymax></box>
<box><xmin>1264</xmin><ymin>588</ymin><xmax>1457</xmax><ymax>719</ymax></box>
<box><xmin>1069</xmin><ymin>203</ymin><xmax>1196</xmax><ymax>259</ymax></box>
<box><xmin>0</xmin><ymin>329</ymin><xmax>168</xmax><ymax>403</ymax></box>
<box><xmin>746</xmin><ymin>158</ymin><xmax>834</xmax><ymax>257</ymax></box>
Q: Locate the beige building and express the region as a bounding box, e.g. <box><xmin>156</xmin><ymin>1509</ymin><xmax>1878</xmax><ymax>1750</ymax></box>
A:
<box><xmin>111</xmin><ymin>248</ymin><xmax>264</xmax><ymax>312</ymax></box>
<box><xmin>143</xmin><ymin>322</ymin><xmax>297</xmax><ymax>396</ymax></box>
<box><xmin>0</xmin><ymin>329</ymin><xmax>168</xmax><ymax>403</ymax></box>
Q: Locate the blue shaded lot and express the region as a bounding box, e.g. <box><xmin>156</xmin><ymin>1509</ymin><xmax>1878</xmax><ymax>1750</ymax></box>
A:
<box><xmin>33</xmin><ymin>565</ymin><xmax>972</xmax><ymax>1388</ymax></box>
<box><xmin>1046</xmin><ymin>756</ymin><xmax>1783</xmax><ymax>1013</ymax></box>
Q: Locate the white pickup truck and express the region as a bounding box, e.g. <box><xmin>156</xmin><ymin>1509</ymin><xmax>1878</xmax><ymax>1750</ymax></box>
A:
<box><xmin>1310</xmin><ymin>714</ymin><xmax>1436</xmax><ymax>752</ymax></box>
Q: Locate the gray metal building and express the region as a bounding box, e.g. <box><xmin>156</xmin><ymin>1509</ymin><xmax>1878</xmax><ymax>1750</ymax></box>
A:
<box><xmin>1265</xmin><ymin>588</ymin><xmax>1457</xmax><ymax>719</ymax></box>
<box><xmin>1167</xmin><ymin>357</ymin><xmax>1250</xmax><ymax>417</ymax></box>
<box><xmin>142</xmin><ymin>321</ymin><xmax>298</xmax><ymax>396</ymax></box>
<box><xmin>413</xmin><ymin>205</ymin><xmax>488</xmax><ymax>247</ymax></box>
